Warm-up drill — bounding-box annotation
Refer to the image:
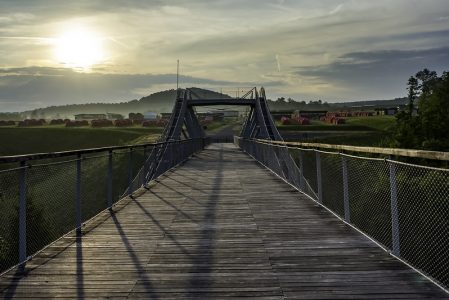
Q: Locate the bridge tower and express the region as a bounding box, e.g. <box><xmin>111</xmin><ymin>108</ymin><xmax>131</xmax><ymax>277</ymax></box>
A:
<box><xmin>145</xmin><ymin>87</ymin><xmax>290</xmax><ymax>183</ymax></box>
<box><xmin>160</xmin><ymin>87</ymin><xmax>283</xmax><ymax>141</ymax></box>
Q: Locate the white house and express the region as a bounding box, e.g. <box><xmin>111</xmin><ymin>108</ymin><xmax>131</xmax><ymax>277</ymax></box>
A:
<box><xmin>143</xmin><ymin>112</ymin><xmax>158</xmax><ymax>120</ymax></box>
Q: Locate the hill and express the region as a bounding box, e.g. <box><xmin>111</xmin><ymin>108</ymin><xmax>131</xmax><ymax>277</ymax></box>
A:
<box><xmin>5</xmin><ymin>88</ymin><xmax>231</xmax><ymax>120</ymax></box>
<box><xmin>0</xmin><ymin>87</ymin><xmax>407</xmax><ymax>120</ymax></box>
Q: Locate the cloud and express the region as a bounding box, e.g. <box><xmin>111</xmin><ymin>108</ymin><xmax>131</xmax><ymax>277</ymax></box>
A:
<box><xmin>0</xmin><ymin>67</ymin><xmax>262</xmax><ymax>111</ymax></box>
<box><xmin>0</xmin><ymin>12</ymin><xmax>35</xmax><ymax>24</ymax></box>
<box><xmin>295</xmin><ymin>47</ymin><xmax>449</xmax><ymax>99</ymax></box>
<box><xmin>1</xmin><ymin>0</ymin><xmax>449</xmax><ymax>105</ymax></box>
<box><xmin>275</xmin><ymin>54</ymin><xmax>281</xmax><ymax>72</ymax></box>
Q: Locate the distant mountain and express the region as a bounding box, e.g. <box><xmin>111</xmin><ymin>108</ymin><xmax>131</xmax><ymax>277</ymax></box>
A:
<box><xmin>0</xmin><ymin>88</ymin><xmax>409</xmax><ymax>120</ymax></box>
<box><xmin>16</xmin><ymin>88</ymin><xmax>231</xmax><ymax>119</ymax></box>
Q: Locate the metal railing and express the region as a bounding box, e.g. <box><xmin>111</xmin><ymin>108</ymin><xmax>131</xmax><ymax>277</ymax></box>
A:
<box><xmin>0</xmin><ymin>138</ymin><xmax>208</xmax><ymax>274</ymax></box>
<box><xmin>235</xmin><ymin>137</ymin><xmax>449</xmax><ymax>290</ymax></box>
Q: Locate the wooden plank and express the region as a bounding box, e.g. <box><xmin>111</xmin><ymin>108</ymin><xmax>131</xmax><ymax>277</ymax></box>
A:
<box><xmin>0</xmin><ymin>143</ymin><xmax>447</xmax><ymax>299</ymax></box>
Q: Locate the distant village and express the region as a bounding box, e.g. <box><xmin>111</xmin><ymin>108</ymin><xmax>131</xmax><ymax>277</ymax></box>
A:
<box><xmin>0</xmin><ymin>103</ymin><xmax>414</xmax><ymax>128</ymax></box>
<box><xmin>273</xmin><ymin>106</ymin><xmax>401</xmax><ymax>125</ymax></box>
<box><xmin>0</xmin><ymin>110</ymin><xmax>241</xmax><ymax>127</ymax></box>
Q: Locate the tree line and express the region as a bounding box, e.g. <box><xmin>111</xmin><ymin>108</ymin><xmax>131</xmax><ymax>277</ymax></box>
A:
<box><xmin>393</xmin><ymin>69</ymin><xmax>449</xmax><ymax>151</ymax></box>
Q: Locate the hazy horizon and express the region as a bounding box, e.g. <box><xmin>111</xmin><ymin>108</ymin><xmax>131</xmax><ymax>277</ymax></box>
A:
<box><xmin>1</xmin><ymin>0</ymin><xmax>449</xmax><ymax>112</ymax></box>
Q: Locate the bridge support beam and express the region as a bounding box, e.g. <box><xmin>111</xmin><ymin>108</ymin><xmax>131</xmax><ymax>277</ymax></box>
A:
<box><xmin>144</xmin><ymin>86</ymin><xmax>296</xmax><ymax>187</ymax></box>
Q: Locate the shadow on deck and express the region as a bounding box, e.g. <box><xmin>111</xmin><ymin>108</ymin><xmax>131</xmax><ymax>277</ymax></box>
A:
<box><xmin>0</xmin><ymin>144</ymin><xmax>447</xmax><ymax>299</ymax></box>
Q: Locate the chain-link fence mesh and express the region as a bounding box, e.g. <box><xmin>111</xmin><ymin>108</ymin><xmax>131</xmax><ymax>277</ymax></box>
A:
<box><xmin>394</xmin><ymin>161</ymin><xmax>449</xmax><ymax>288</ymax></box>
<box><xmin>236</xmin><ymin>137</ymin><xmax>449</xmax><ymax>289</ymax></box>
<box><xmin>112</xmin><ymin>150</ymin><xmax>131</xmax><ymax>203</ymax></box>
<box><xmin>0</xmin><ymin>139</ymin><xmax>207</xmax><ymax>274</ymax></box>
<box><xmin>0</xmin><ymin>167</ymin><xmax>21</xmax><ymax>273</ymax></box>
<box><xmin>27</xmin><ymin>159</ymin><xmax>78</xmax><ymax>257</ymax></box>
<box><xmin>346</xmin><ymin>156</ymin><xmax>392</xmax><ymax>249</ymax></box>
<box><xmin>82</xmin><ymin>153</ymin><xmax>109</xmax><ymax>221</ymax></box>
<box><xmin>320</xmin><ymin>153</ymin><xmax>344</xmax><ymax>216</ymax></box>
<box><xmin>302</xmin><ymin>150</ymin><xmax>318</xmax><ymax>194</ymax></box>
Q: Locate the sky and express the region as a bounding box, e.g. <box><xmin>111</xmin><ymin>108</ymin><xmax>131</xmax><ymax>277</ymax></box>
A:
<box><xmin>1</xmin><ymin>0</ymin><xmax>449</xmax><ymax>112</ymax></box>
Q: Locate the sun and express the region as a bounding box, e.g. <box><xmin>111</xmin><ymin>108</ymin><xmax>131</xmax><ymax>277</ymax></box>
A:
<box><xmin>54</xmin><ymin>27</ymin><xmax>104</xmax><ymax>69</ymax></box>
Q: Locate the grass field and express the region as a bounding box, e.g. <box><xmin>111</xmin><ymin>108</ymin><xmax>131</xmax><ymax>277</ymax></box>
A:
<box><xmin>278</xmin><ymin>116</ymin><xmax>396</xmax><ymax>147</ymax></box>
<box><xmin>303</xmin><ymin>132</ymin><xmax>391</xmax><ymax>146</ymax></box>
<box><xmin>277</xmin><ymin>116</ymin><xmax>395</xmax><ymax>132</ymax></box>
<box><xmin>0</xmin><ymin>116</ymin><xmax>397</xmax><ymax>154</ymax></box>
<box><xmin>0</xmin><ymin>126</ymin><xmax>163</xmax><ymax>156</ymax></box>
<box><xmin>0</xmin><ymin>125</ymin><xmax>163</xmax><ymax>271</ymax></box>
<box><xmin>343</xmin><ymin>116</ymin><xmax>395</xmax><ymax>131</ymax></box>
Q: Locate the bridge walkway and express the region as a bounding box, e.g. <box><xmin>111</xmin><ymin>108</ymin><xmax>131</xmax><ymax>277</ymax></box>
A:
<box><xmin>0</xmin><ymin>144</ymin><xmax>447</xmax><ymax>299</ymax></box>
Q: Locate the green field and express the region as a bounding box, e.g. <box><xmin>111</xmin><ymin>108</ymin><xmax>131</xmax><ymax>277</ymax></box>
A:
<box><xmin>0</xmin><ymin>116</ymin><xmax>397</xmax><ymax>155</ymax></box>
<box><xmin>0</xmin><ymin>126</ymin><xmax>163</xmax><ymax>156</ymax></box>
<box><xmin>278</xmin><ymin>116</ymin><xmax>396</xmax><ymax>147</ymax></box>
<box><xmin>343</xmin><ymin>116</ymin><xmax>395</xmax><ymax>131</ymax></box>
<box><xmin>0</xmin><ymin>125</ymin><xmax>165</xmax><ymax>271</ymax></box>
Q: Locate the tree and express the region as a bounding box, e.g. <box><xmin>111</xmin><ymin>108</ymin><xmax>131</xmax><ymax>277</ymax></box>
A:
<box><xmin>276</xmin><ymin>97</ymin><xmax>286</xmax><ymax>103</ymax></box>
<box><xmin>393</xmin><ymin>69</ymin><xmax>449</xmax><ymax>151</ymax></box>
<box><xmin>418</xmin><ymin>71</ymin><xmax>449</xmax><ymax>150</ymax></box>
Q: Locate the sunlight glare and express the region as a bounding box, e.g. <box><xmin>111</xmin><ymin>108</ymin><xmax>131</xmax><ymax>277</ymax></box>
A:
<box><xmin>54</xmin><ymin>27</ymin><xmax>104</xmax><ymax>69</ymax></box>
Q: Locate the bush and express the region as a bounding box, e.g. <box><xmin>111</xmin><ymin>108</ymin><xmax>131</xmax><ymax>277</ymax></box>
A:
<box><xmin>65</xmin><ymin>120</ymin><xmax>89</xmax><ymax>127</ymax></box>
<box><xmin>114</xmin><ymin>119</ymin><xmax>133</xmax><ymax>127</ymax></box>
<box><xmin>91</xmin><ymin>119</ymin><xmax>113</xmax><ymax>127</ymax></box>
<box><xmin>49</xmin><ymin>119</ymin><xmax>65</xmax><ymax>125</ymax></box>
<box><xmin>17</xmin><ymin>119</ymin><xmax>44</xmax><ymax>127</ymax></box>
<box><xmin>142</xmin><ymin>119</ymin><xmax>167</xmax><ymax>127</ymax></box>
<box><xmin>0</xmin><ymin>120</ymin><xmax>15</xmax><ymax>126</ymax></box>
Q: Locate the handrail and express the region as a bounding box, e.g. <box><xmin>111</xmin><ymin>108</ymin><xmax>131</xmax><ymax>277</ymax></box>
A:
<box><xmin>235</xmin><ymin>136</ymin><xmax>449</xmax><ymax>290</ymax></box>
<box><xmin>0</xmin><ymin>139</ymin><xmax>200</xmax><ymax>163</ymax></box>
<box><xmin>0</xmin><ymin>137</ymin><xmax>209</xmax><ymax>274</ymax></box>
<box><xmin>252</xmin><ymin>139</ymin><xmax>449</xmax><ymax>161</ymax></box>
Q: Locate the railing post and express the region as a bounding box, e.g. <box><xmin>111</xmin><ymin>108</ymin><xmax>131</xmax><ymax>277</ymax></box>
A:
<box><xmin>282</xmin><ymin>146</ymin><xmax>293</xmax><ymax>184</ymax></box>
<box><xmin>273</xmin><ymin>146</ymin><xmax>282</xmax><ymax>176</ymax></box>
<box><xmin>341</xmin><ymin>156</ymin><xmax>350</xmax><ymax>222</ymax></box>
<box><xmin>260</xmin><ymin>145</ymin><xmax>268</xmax><ymax>166</ymax></box>
<box><xmin>128</xmin><ymin>148</ymin><xmax>133</xmax><ymax>196</ymax></box>
<box><xmin>76</xmin><ymin>154</ymin><xmax>82</xmax><ymax>232</ymax></box>
<box><xmin>18</xmin><ymin>161</ymin><xmax>27</xmax><ymax>266</ymax></box>
<box><xmin>389</xmin><ymin>162</ymin><xmax>401</xmax><ymax>256</ymax></box>
<box><xmin>166</xmin><ymin>145</ymin><xmax>172</xmax><ymax>171</ymax></box>
<box><xmin>142</xmin><ymin>146</ymin><xmax>148</xmax><ymax>186</ymax></box>
<box><xmin>316</xmin><ymin>151</ymin><xmax>323</xmax><ymax>203</ymax></box>
<box><xmin>256</xmin><ymin>142</ymin><xmax>260</xmax><ymax>160</ymax></box>
<box><xmin>299</xmin><ymin>151</ymin><xmax>305</xmax><ymax>191</ymax></box>
<box><xmin>107</xmin><ymin>150</ymin><xmax>113</xmax><ymax>208</ymax></box>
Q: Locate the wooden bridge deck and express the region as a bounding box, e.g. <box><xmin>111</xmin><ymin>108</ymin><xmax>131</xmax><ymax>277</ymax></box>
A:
<box><xmin>1</xmin><ymin>144</ymin><xmax>447</xmax><ymax>299</ymax></box>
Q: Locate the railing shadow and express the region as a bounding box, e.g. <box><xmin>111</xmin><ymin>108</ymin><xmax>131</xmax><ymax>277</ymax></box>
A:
<box><xmin>133</xmin><ymin>145</ymin><xmax>224</xmax><ymax>296</ymax></box>
<box><xmin>132</xmin><ymin>199</ymin><xmax>191</xmax><ymax>256</ymax></box>
<box><xmin>187</xmin><ymin>146</ymin><xmax>223</xmax><ymax>296</ymax></box>
<box><xmin>2</xmin><ymin>268</ymin><xmax>25</xmax><ymax>299</ymax></box>
<box><xmin>148</xmin><ymin>190</ymin><xmax>197</xmax><ymax>223</ymax></box>
<box><xmin>110</xmin><ymin>212</ymin><xmax>160</xmax><ymax>299</ymax></box>
<box><xmin>157</xmin><ymin>182</ymin><xmax>205</xmax><ymax>207</ymax></box>
<box><xmin>75</xmin><ymin>232</ymin><xmax>84</xmax><ymax>300</ymax></box>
